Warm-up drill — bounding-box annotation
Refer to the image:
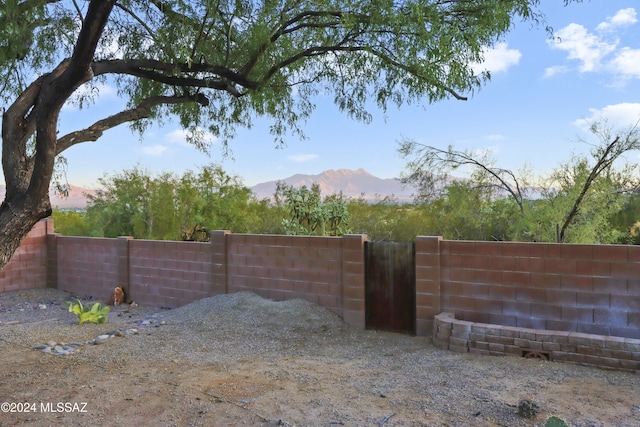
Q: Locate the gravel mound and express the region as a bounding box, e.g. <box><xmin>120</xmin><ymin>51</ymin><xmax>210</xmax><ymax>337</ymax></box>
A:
<box><xmin>158</xmin><ymin>291</ymin><xmax>346</xmax><ymax>333</ymax></box>
<box><xmin>152</xmin><ymin>292</ymin><xmax>353</xmax><ymax>364</ymax></box>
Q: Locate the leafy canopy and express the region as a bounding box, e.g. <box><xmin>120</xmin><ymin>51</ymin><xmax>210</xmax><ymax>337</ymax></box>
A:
<box><xmin>84</xmin><ymin>164</ymin><xmax>255</xmax><ymax>240</ymax></box>
<box><xmin>1</xmin><ymin>0</ymin><xmax>551</xmax><ymax>152</ymax></box>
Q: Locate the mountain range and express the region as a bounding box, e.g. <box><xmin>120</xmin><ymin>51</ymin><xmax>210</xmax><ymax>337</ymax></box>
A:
<box><xmin>0</xmin><ymin>184</ymin><xmax>95</xmax><ymax>209</ymax></box>
<box><xmin>0</xmin><ymin>168</ymin><xmax>417</xmax><ymax>209</ymax></box>
<box><xmin>250</xmin><ymin>168</ymin><xmax>416</xmax><ymax>202</ymax></box>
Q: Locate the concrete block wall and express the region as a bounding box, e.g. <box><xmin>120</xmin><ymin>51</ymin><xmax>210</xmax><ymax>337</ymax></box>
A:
<box><xmin>437</xmin><ymin>241</ymin><xmax>640</xmax><ymax>339</ymax></box>
<box><xmin>0</xmin><ymin>218</ymin><xmax>51</xmax><ymax>292</ymax></box>
<box><xmin>434</xmin><ymin>312</ymin><xmax>640</xmax><ymax>373</ymax></box>
<box><xmin>54</xmin><ymin>236</ymin><xmax>120</xmax><ymax>298</ymax></box>
<box><xmin>415</xmin><ymin>236</ymin><xmax>442</xmax><ymax>336</ymax></box>
<box><xmin>342</xmin><ymin>235</ymin><xmax>367</xmax><ymax>328</ymax></box>
<box><xmin>3</xmin><ymin>219</ymin><xmax>639</xmax><ymax>353</ymax></box>
<box><xmin>36</xmin><ymin>230</ymin><xmax>368</xmax><ymax>326</ymax></box>
<box><xmin>129</xmin><ymin>239</ymin><xmax>213</xmax><ymax>308</ymax></box>
<box><xmin>222</xmin><ymin>233</ymin><xmax>347</xmax><ymax>318</ymax></box>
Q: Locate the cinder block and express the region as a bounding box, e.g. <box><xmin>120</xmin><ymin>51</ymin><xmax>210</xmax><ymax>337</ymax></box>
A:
<box><xmin>499</xmin><ymin>327</ymin><xmax>520</xmax><ymax>338</ymax></box>
<box><xmin>542</xmin><ymin>342</ymin><xmax>561</xmax><ymax>351</ymax></box>
<box><xmin>584</xmin><ymin>354</ymin><xmax>604</xmax><ymax>366</ymax></box>
<box><xmin>449</xmin><ymin>337</ymin><xmax>469</xmax><ymax>348</ymax></box>
<box><xmin>598</xmin><ymin>357</ymin><xmax>622</xmax><ymax>369</ymax></box>
<box><xmin>435</xmin><ymin>323</ymin><xmax>452</xmax><ymax>336</ymax></box>
<box><xmin>469</xmin><ymin>332</ymin><xmax>486</xmax><ymax>342</ymax></box>
<box><xmin>536</xmin><ymin>331</ymin><xmax>570</xmax><ymax>343</ymax></box>
<box><xmin>568</xmin><ymin>332</ymin><xmax>594</xmax><ymax>346</ymax></box>
<box><xmin>596</xmin><ymin>348</ymin><xmax>613</xmax><ymax>357</ymax></box>
<box><xmin>624</xmin><ymin>339</ymin><xmax>640</xmax><ymax>352</ymax></box>
<box><xmin>504</xmin><ymin>345</ymin><xmax>522</xmax><ymax>356</ymax></box>
<box><xmin>451</xmin><ymin>328</ymin><xmax>471</xmax><ymax>339</ymax></box>
<box><xmin>545</xmin><ymin>320</ymin><xmax>577</xmax><ymax>332</ymax></box>
<box><xmin>518</xmin><ymin>328</ymin><xmax>538</xmax><ymax>340</ymax></box>
<box><xmin>524</xmin><ymin>340</ymin><xmax>543</xmax><ymax>351</ymax></box>
<box><xmin>471</xmin><ymin>340</ymin><xmax>490</xmax><ymax>350</ymax></box>
<box><xmin>488</xmin><ymin>342</ymin><xmax>505</xmax><ymax>353</ymax></box>
<box><xmin>621</xmin><ymin>359</ymin><xmax>640</xmax><ymax>371</ymax></box>
<box><xmin>517</xmin><ymin>318</ymin><xmax>545</xmax><ymax>329</ymax></box>
<box><xmin>485</xmin><ymin>334</ymin><xmax>514</xmax><ymax>345</ymax></box>
<box><xmin>482</xmin><ymin>325</ymin><xmax>502</xmax><ymax>336</ymax></box>
<box><xmin>448</xmin><ymin>344</ymin><xmax>469</xmax><ymax>353</ymax></box>
<box><xmin>582</xmin><ymin>334</ymin><xmax>607</xmax><ymax>348</ymax></box>
<box><xmin>611</xmin><ymin>349</ymin><xmax>633</xmax><ymax>360</ymax></box>
<box><xmin>605</xmin><ymin>336</ymin><xmax>627</xmax><ymax>350</ymax></box>
<box><xmin>554</xmin><ymin>352</ymin><xmax>586</xmax><ymax>364</ymax></box>
<box><xmin>471</xmin><ymin>323</ymin><xmax>491</xmax><ymax>334</ymax></box>
<box><xmin>560</xmin><ymin>343</ymin><xmax>577</xmax><ymax>353</ymax></box>
<box><xmin>451</xmin><ymin>320</ymin><xmax>474</xmax><ymax>332</ymax></box>
<box><xmin>576</xmin><ymin>345</ymin><xmax>597</xmax><ymax>355</ymax></box>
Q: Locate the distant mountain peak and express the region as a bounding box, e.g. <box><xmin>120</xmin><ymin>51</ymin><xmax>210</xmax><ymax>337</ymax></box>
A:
<box><xmin>0</xmin><ymin>184</ymin><xmax>94</xmax><ymax>209</ymax></box>
<box><xmin>251</xmin><ymin>168</ymin><xmax>415</xmax><ymax>202</ymax></box>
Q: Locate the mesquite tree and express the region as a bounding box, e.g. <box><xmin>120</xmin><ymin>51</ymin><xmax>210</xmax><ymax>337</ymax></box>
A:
<box><xmin>0</xmin><ymin>0</ymin><xmax>564</xmax><ymax>268</ymax></box>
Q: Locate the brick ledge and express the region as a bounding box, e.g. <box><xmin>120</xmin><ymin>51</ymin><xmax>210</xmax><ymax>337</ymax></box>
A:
<box><xmin>433</xmin><ymin>312</ymin><xmax>640</xmax><ymax>374</ymax></box>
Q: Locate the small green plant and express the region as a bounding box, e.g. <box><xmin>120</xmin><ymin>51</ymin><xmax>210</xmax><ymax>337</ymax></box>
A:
<box><xmin>517</xmin><ymin>398</ymin><xmax>540</xmax><ymax>419</ymax></box>
<box><xmin>545</xmin><ymin>415</ymin><xmax>569</xmax><ymax>427</ymax></box>
<box><xmin>66</xmin><ymin>299</ymin><xmax>110</xmax><ymax>324</ymax></box>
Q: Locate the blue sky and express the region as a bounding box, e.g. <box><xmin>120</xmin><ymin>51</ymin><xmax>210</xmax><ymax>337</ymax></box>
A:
<box><xmin>21</xmin><ymin>0</ymin><xmax>640</xmax><ymax>188</ymax></box>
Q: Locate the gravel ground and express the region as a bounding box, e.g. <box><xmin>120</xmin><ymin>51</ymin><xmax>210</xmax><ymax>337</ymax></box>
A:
<box><xmin>1</xmin><ymin>288</ymin><xmax>640</xmax><ymax>426</ymax></box>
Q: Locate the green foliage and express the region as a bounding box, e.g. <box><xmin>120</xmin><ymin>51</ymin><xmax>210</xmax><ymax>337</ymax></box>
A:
<box><xmin>1</xmin><ymin>0</ymin><xmax>552</xmax><ymax>147</ymax></box>
<box><xmin>545</xmin><ymin>415</ymin><xmax>569</xmax><ymax>427</ymax></box>
<box><xmin>51</xmin><ymin>209</ymin><xmax>91</xmax><ymax>236</ymax></box>
<box><xmin>533</xmin><ymin>158</ymin><xmax>628</xmax><ymax>243</ymax></box>
<box><xmin>517</xmin><ymin>398</ymin><xmax>540</xmax><ymax>419</ymax></box>
<box><xmin>279</xmin><ymin>183</ymin><xmax>351</xmax><ymax>236</ymax></box>
<box><xmin>399</xmin><ymin>120</ymin><xmax>640</xmax><ymax>244</ymax></box>
<box><xmin>66</xmin><ymin>299</ymin><xmax>110</xmax><ymax>325</ymax></box>
<box><xmin>85</xmin><ymin>164</ymin><xmax>260</xmax><ymax>240</ymax></box>
<box><xmin>610</xmin><ymin>194</ymin><xmax>640</xmax><ymax>244</ymax></box>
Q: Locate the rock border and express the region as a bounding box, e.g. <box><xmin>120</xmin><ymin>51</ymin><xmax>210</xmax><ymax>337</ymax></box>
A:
<box><xmin>434</xmin><ymin>312</ymin><xmax>640</xmax><ymax>374</ymax></box>
<box><xmin>31</xmin><ymin>328</ymin><xmax>139</xmax><ymax>355</ymax></box>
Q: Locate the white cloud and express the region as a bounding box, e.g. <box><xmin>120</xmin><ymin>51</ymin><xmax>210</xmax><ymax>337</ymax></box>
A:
<box><xmin>141</xmin><ymin>144</ymin><xmax>169</xmax><ymax>156</ymax></box>
<box><xmin>543</xmin><ymin>65</ymin><xmax>570</xmax><ymax>79</ymax></box>
<box><xmin>572</xmin><ymin>103</ymin><xmax>640</xmax><ymax>129</ymax></box>
<box><xmin>473</xmin><ymin>42</ymin><xmax>522</xmax><ymax>74</ymax></box>
<box><xmin>596</xmin><ymin>8</ymin><xmax>637</xmax><ymax>32</ymax></box>
<box><xmin>287</xmin><ymin>154</ymin><xmax>319</xmax><ymax>162</ymax></box>
<box><xmin>165</xmin><ymin>129</ymin><xmax>191</xmax><ymax>145</ymax></box>
<box><xmin>610</xmin><ymin>47</ymin><xmax>640</xmax><ymax>79</ymax></box>
<box><xmin>547</xmin><ymin>8</ymin><xmax>639</xmax><ymax>81</ymax></box>
<box><xmin>482</xmin><ymin>134</ymin><xmax>505</xmax><ymax>142</ymax></box>
<box><xmin>165</xmin><ymin>127</ymin><xmax>217</xmax><ymax>146</ymax></box>
<box><xmin>549</xmin><ymin>23</ymin><xmax>617</xmax><ymax>72</ymax></box>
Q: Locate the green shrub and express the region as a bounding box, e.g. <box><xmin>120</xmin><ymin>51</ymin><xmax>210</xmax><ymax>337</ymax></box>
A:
<box><xmin>66</xmin><ymin>299</ymin><xmax>110</xmax><ymax>324</ymax></box>
<box><xmin>517</xmin><ymin>399</ymin><xmax>540</xmax><ymax>419</ymax></box>
<box><xmin>545</xmin><ymin>415</ymin><xmax>569</xmax><ymax>427</ymax></box>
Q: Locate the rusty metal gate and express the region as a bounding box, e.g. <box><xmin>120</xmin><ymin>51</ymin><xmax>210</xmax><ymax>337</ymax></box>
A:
<box><xmin>365</xmin><ymin>241</ymin><xmax>416</xmax><ymax>334</ymax></box>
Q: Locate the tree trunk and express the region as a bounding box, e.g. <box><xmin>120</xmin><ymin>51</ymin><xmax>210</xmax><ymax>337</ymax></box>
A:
<box><xmin>0</xmin><ymin>0</ymin><xmax>116</xmax><ymax>270</ymax></box>
<box><xmin>0</xmin><ymin>192</ymin><xmax>52</xmax><ymax>269</ymax></box>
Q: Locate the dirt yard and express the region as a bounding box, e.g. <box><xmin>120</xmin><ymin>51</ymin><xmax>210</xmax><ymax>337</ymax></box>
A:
<box><xmin>1</xmin><ymin>288</ymin><xmax>639</xmax><ymax>427</ymax></box>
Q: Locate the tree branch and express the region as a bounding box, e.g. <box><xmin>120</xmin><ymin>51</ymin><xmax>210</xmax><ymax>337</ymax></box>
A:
<box><xmin>558</xmin><ymin>137</ymin><xmax>619</xmax><ymax>242</ymax></box>
<box><xmin>400</xmin><ymin>141</ymin><xmax>523</xmax><ymax>211</ymax></box>
<box><xmin>56</xmin><ymin>93</ymin><xmax>210</xmax><ymax>154</ymax></box>
<box><xmin>92</xmin><ymin>59</ymin><xmax>256</xmax><ymax>96</ymax></box>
